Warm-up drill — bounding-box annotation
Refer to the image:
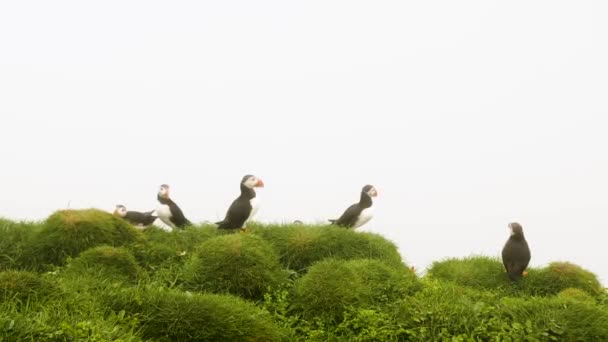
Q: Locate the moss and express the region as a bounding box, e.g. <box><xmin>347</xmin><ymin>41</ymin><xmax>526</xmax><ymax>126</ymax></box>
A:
<box><xmin>182</xmin><ymin>234</ymin><xmax>288</xmax><ymax>300</ymax></box>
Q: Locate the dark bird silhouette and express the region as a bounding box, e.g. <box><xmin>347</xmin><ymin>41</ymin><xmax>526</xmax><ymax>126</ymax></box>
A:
<box><xmin>113</xmin><ymin>204</ymin><xmax>157</xmax><ymax>226</ymax></box>
<box><xmin>156</xmin><ymin>184</ymin><xmax>191</xmax><ymax>229</ymax></box>
<box><xmin>501</xmin><ymin>222</ymin><xmax>531</xmax><ymax>281</ymax></box>
<box><xmin>329</xmin><ymin>184</ymin><xmax>378</xmax><ymax>229</ymax></box>
<box><xmin>216</xmin><ymin>175</ymin><xmax>264</xmax><ymax>231</ymax></box>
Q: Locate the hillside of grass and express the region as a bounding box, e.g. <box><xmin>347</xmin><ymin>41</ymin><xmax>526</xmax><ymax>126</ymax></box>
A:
<box><xmin>1</xmin><ymin>210</ymin><xmax>607</xmax><ymax>341</ymax></box>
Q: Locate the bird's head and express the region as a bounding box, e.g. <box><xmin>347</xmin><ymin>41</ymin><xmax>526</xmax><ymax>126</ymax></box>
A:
<box><xmin>158</xmin><ymin>184</ymin><xmax>170</xmax><ymax>198</ymax></box>
<box><xmin>508</xmin><ymin>222</ymin><xmax>524</xmax><ymax>236</ymax></box>
<box><xmin>114</xmin><ymin>205</ymin><xmax>127</xmax><ymax>217</ymax></box>
<box><xmin>362</xmin><ymin>184</ymin><xmax>378</xmax><ymax>197</ymax></box>
<box><xmin>242</xmin><ymin>175</ymin><xmax>264</xmax><ymax>189</ymax></box>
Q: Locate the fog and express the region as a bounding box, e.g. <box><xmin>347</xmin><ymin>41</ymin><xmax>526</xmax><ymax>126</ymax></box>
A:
<box><xmin>1</xmin><ymin>1</ymin><xmax>607</xmax><ymax>283</ymax></box>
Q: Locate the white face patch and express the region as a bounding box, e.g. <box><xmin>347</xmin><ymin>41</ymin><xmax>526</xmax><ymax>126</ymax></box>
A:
<box><xmin>366</xmin><ymin>187</ymin><xmax>378</xmax><ymax>197</ymax></box>
<box><xmin>115</xmin><ymin>206</ymin><xmax>127</xmax><ymax>217</ymax></box>
<box><xmin>243</xmin><ymin>176</ymin><xmax>258</xmax><ymax>189</ymax></box>
<box><xmin>158</xmin><ymin>186</ymin><xmax>170</xmax><ymax>197</ymax></box>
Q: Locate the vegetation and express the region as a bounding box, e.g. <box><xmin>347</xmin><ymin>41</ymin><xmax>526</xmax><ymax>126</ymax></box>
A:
<box><xmin>1</xmin><ymin>210</ymin><xmax>607</xmax><ymax>341</ymax></box>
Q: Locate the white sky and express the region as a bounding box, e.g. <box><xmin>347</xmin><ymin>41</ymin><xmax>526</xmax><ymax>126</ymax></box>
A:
<box><xmin>1</xmin><ymin>1</ymin><xmax>607</xmax><ymax>284</ymax></box>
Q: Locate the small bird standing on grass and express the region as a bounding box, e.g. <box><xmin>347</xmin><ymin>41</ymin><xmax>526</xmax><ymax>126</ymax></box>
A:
<box><xmin>113</xmin><ymin>204</ymin><xmax>157</xmax><ymax>227</ymax></box>
<box><xmin>216</xmin><ymin>174</ymin><xmax>264</xmax><ymax>232</ymax></box>
<box><xmin>329</xmin><ymin>184</ymin><xmax>378</xmax><ymax>229</ymax></box>
<box><xmin>156</xmin><ymin>184</ymin><xmax>191</xmax><ymax>230</ymax></box>
<box><xmin>501</xmin><ymin>222</ymin><xmax>531</xmax><ymax>281</ymax></box>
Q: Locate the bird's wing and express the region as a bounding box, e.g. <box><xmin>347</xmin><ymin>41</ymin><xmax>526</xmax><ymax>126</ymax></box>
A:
<box><xmin>219</xmin><ymin>199</ymin><xmax>250</xmax><ymax>229</ymax></box>
<box><xmin>334</xmin><ymin>204</ymin><xmax>362</xmax><ymax>227</ymax></box>
<box><xmin>169</xmin><ymin>202</ymin><xmax>191</xmax><ymax>227</ymax></box>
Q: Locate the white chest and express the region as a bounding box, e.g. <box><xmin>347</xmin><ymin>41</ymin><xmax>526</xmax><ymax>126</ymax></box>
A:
<box><xmin>157</xmin><ymin>204</ymin><xmax>173</xmax><ymax>223</ymax></box>
<box><xmin>248</xmin><ymin>197</ymin><xmax>260</xmax><ymax>221</ymax></box>
<box><xmin>353</xmin><ymin>207</ymin><xmax>374</xmax><ymax>229</ymax></box>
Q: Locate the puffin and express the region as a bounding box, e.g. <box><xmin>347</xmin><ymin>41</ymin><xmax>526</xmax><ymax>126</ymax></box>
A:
<box><xmin>215</xmin><ymin>175</ymin><xmax>264</xmax><ymax>231</ymax></box>
<box><xmin>156</xmin><ymin>184</ymin><xmax>191</xmax><ymax>230</ymax></box>
<box><xmin>329</xmin><ymin>184</ymin><xmax>378</xmax><ymax>229</ymax></box>
<box><xmin>501</xmin><ymin>222</ymin><xmax>531</xmax><ymax>281</ymax></box>
<box><xmin>113</xmin><ymin>205</ymin><xmax>157</xmax><ymax>226</ymax></box>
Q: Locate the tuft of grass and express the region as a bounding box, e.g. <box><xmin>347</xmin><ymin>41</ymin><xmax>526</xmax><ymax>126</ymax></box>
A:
<box><xmin>106</xmin><ymin>286</ymin><xmax>285</xmax><ymax>341</ymax></box>
<box><xmin>292</xmin><ymin>258</ymin><xmax>420</xmax><ymax>322</ymax></box>
<box><xmin>250</xmin><ymin>223</ymin><xmax>404</xmax><ymax>272</ymax></box>
<box><xmin>182</xmin><ymin>233</ymin><xmax>288</xmax><ymax>300</ymax></box>
<box><xmin>346</xmin><ymin>259</ymin><xmax>421</xmax><ymax>304</ymax></box>
<box><xmin>0</xmin><ymin>270</ymin><xmax>56</xmax><ymax>303</ymax></box>
<box><xmin>427</xmin><ymin>257</ymin><xmax>604</xmax><ymax>298</ymax></box>
<box><xmin>28</xmin><ymin>209</ymin><xmax>144</xmax><ymax>268</ymax></box>
<box><xmin>64</xmin><ymin>246</ymin><xmax>142</xmax><ymax>283</ymax></box>
<box><xmin>0</xmin><ymin>218</ymin><xmax>43</xmax><ymax>271</ymax></box>
<box><xmin>523</xmin><ymin>261</ymin><xmax>604</xmax><ymax>297</ymax></box>
<box><xmin>558</xmin><ymin>287</ymin><xmax>596</xmax><ymax>303</ymax></box>
<box><xmin>292</xmin><ymin>259</ymin><xmax>366</xmax><ymax>322</ymax></box>
<box><xmin>426</xmin><ymin>256</ymin><xmax>508</xmax><ymax>290</ymax></box>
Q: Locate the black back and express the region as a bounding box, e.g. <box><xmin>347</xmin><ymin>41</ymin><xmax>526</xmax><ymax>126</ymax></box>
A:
<box><xmin>330</xmin><ymin>189</ymin><xmax>373</xmax><ymax>228</ymax></box>
<box><xmin>158</xmin><ymin>194</ymin><xmax>191</xmax><ymax>228</ymax></box>
<box><xmin>124</xmin><ymin>210</ymin><xmax>157</xmax><ymax>226</ymax></box>
<box><xmin>216</xmin><ymin>180</ymin><xmax>256</xmax><ymax>229</ymax></box>
<box><xmin>501</xmin><ymin>230</ymin><xmax>531</xmax><ymax>281</ymax></box>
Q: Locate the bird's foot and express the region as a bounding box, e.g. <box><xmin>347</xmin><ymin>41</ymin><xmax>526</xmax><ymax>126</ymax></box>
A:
<box><xmin>523</xmin><ymin>271</ymin><xmax>529</xmax><ymax>277</ymax></box>
<box><xmin>240</xmin><ymin>227</ymin><xmax>248</xmax><ymax>233</ymax></box>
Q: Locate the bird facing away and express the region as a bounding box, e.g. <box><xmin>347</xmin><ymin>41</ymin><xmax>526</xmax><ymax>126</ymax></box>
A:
<box><xmin>215</xmin><ymin>175</ymin><xmax>264</xmax><ymax>231</ymax></box>
<box><xmin>501</xmin><ymin>222</ymin><xmax>531</xmax><ymax>281</ymax></box>
<box><xmin>329</xmin><ymin>184</ymin><xmax>378</xmax><ymax>229</ymax></box>
<box><xmin>113</xmin><ymin>204</ymin><xmax>157</xmax><ymax>226</ymax></box>
<box><xmin>156</xmin><ymin>184</ymin><xmax>191</xmax><ymax>230</ymax></box>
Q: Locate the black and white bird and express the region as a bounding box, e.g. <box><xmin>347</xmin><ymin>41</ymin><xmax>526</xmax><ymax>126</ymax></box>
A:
<box><xmin>156</xmin><ymin>184</ymin><xmax>191</xmax><ymax>230</ymax></box>
<box><xmin>501</xmin><ymin>222</ymin><xmax>531</xmax><ymax>281</ymax></box>
<box><xmin>113</xmin><ymin>205</ymin><xmax>157</xmax><ymax>226</ymax></box>
<box><xmin>329</xmin><ymin>184</ymin><xmax>378</xmax><ymax>229</ymax></box>
<box><xmin>215</xmin><ymin>175</ymin><xmax>264</xmax><ymax>231</ymax></box>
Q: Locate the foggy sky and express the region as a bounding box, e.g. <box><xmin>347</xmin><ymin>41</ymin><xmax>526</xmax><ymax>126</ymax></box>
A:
<box><xmin>1</xmin><ymin>1</ymin><xmax>607</xmax><ymax>284</ymax></box>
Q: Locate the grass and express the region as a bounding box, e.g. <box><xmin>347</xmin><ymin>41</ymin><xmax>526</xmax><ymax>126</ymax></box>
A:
<box><xmin>427</xmin><ymin>256</ymin><xmax>605</xmax><ymax>298</ymax></box>
<box><xmin>182</xmin><ymin>233</ymin><xmax>289</xmax><ymax>300</ymax></box>
<box><xmin>1</xmin><ymin>213</ymin><xmax>607</xmax><ymax>341</ymax></box>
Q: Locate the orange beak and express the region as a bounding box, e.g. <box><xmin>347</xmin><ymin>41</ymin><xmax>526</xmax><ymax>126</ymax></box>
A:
<box><xmin>256</xmin><ymin>179</ymin><xmax>265</xmax><ymax>188</ymax></box>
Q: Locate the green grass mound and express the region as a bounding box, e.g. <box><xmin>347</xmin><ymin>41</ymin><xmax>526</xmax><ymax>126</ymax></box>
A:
<box><xmin>108</xmin><ymin>286</ymin><xmax>284</xmax><ymax>342</ymax></box>
<box><xmin>64</xmin><ymin>246</ymin><xmax>142</xmax><ymax>282</ymax></box>
<box><xmin>427</xmin><ymin>257</ymin><xmax>604</xmax><ymax>299</ymax></box>
<box><xmin>345</xmin><ymin>259</ymin><xmax>421</xmax><ymax>303</ymax></box>
<box><xmin>292</xmin><ymin>258</ymin><xmax>419</xmax><ymax>322</ymax></box>
<box><xmin>390</xmin><ymin>280</ymin><xmax>608</xmax><ymax>341</ymax></box>
<box><xmin>31</xmin><ymin>209</ymin><xmax>144</xmax><ymax>267</ymax></box>
<box><xmin>496</xmin><ymin>296</ymin><xmax>608</xmax><ymax>341</ymax></box>
<box><xmin>250</xmin><ymin>224</ymin><xmax>403</xmax><ymax>272</ymax></box>
<box><xmin>0</xmin><ymin>270</ymin><xmax>56</xmax><ymax>302</ymax></box>
<box><xmin>0</xmin><ymin>219</ymin><xmax>42</xmax><ymax>270</ymax></box>
<box><xmin>524</xmin><ymin>262</ymin><xmax>604</xmax><ymax>297</ymax></box>
<box><xmin>183</xmin><ymin>233</ymin><xmax>288</xmax><ymax>300</ymax></box>
<box><xmin>131</xmin><ymin>225</ymin><xmax>218</xmax><ymax>270</ymax></box>
<box><xmin>426</xmin><ymin>256</ymin><xmax>508</xmax><ymax>290</ymax></box>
